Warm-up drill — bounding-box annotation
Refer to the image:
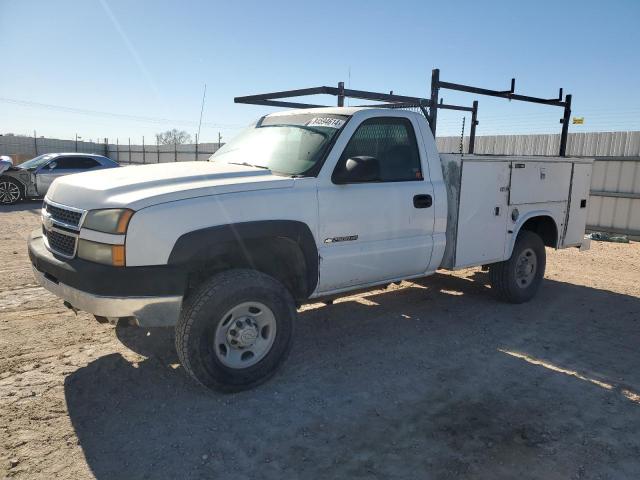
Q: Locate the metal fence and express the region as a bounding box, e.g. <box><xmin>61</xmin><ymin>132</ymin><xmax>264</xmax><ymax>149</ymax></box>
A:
<box><xmin>0</xmin><ymin>135</ymin><xmax>107</xmax><ymax>164</ymax></box>
<box><xmin>107</xmin><ymin>142</ymin><xmax>222</xmax><ymax>163</ymax></box>
<box><xmin>0</xmin><ymin>135</ymin><xmax>223</xmax><ymax>164</ymax></box>
<box><xmin>587</xmin><ymin>157</ymin><xmax>640</xmax><ymax>238</ymax></box>
<box><xmin>2</xmin><ymin>131</ymin><xmax>638</xmax><ymax>238</ymax></box>
<box><xmin>437</xmin><ymin>131</ymin><xmax>640</xmax><ymax>238</ymax></box>
<box><xmin>436</xmin><ymin>131</ymin><xmax>640</xmax><ymax>157</ymax></box>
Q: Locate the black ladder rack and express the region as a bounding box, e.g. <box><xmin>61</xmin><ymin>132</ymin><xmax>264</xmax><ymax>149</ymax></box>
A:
<box><xmin>234</xmin><ymin>68</ymin><xmax>572</xmax><ymax>156</ymax></box>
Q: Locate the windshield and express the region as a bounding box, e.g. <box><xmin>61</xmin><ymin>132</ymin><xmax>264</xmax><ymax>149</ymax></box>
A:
<box><xmin>211</xmin><ymin>113</ymin><xmax>348</xmax><ymax>176</ymax></box>
<box><xmin>17</xmin><ymin>154</ymin><xmax>55</xmax><ymax>170</ymax></box>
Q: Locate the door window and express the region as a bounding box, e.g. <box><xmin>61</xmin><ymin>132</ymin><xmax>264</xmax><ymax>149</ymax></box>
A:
<box><xmin>51</xmin><ymin>157</ymin><xmax>100</xmax><ymax>170</ymax></box>
<box><xmin>333</xmin><ymin>117</ymin><xmax>422</xmax><ymax>183</ymax></box>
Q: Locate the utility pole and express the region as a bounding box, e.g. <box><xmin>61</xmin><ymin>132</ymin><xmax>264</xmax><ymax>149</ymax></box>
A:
<box><xmin>218</xmin><ymin>132</ymin><xmax>222</xmax><ymax>150</ymax></box>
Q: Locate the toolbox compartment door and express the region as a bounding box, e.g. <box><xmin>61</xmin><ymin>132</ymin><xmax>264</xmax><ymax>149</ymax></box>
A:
<box><xmin>454</xmin><ymin>160</ymin><xmax>510</xmax><ymax>268</ymax></box>
<box><xmin>562</xmin><ymin>163</ymin><xmax>592</xmax><ymax>246</ymax></box>
<box><xmin>509</xmin><ymin>162</ymin><xmax>572</xmax><ymax>205</ymax></box>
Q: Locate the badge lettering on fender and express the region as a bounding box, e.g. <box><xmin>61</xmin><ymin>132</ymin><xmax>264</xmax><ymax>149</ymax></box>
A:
<box><xmin>324</xmin><ymin>235</ymin><xmax>358</xmax><ymax>244</ymax></box>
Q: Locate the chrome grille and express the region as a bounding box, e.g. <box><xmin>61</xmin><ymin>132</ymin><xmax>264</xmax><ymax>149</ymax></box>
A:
<box><xmin>41</xmin><ymin>201</ymin><xmax>84</xmax><ymax>258</ymax></box>
<box><xmin>44</xmin><ymin>202</ymin><xmax>83</xmax><ymax>228</ymax></box>
<box><xmin>44</xmin><ymin>228</ymin><xmax>77</xmax><ymax>257</ymax></box>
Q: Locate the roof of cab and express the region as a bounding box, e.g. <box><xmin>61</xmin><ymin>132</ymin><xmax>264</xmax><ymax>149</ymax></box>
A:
<box><xmin>47</xmin><ymin>152</ymin><xmax>110</xmax><ymax>158</ymax></box>
<box><xmin>266</xmin><ymin>106</ymin><xmax>372</xmax><ymax>117</ymax></box>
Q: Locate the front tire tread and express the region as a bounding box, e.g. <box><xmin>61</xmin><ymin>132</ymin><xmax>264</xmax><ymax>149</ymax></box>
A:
<box><xmin>175</xmin><ymin>269</ymin><xmax>295</xmax><ymax>393</ymax></box>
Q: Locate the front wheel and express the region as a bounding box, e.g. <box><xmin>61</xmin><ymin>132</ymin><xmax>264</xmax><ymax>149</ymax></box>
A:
<box><xmin>489</xmin><ymin>231</ymin><xmax>546</xmax><ymax>304</ymax></box>
<box><xmin>175</xmin><ymin>269</ymin><xmax>296</xmax><ymax>392</ymax></box>
<box><xmin>0</xmin><ymin>177</ymin><xmax>23</xmax><ymax>205</ymax></box>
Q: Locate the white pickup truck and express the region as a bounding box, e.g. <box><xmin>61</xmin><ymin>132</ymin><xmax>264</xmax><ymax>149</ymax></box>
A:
<box><xmin>28</xmin><ymin>107</ymin><xmax>593</xmax><ymax>391</ymax></box>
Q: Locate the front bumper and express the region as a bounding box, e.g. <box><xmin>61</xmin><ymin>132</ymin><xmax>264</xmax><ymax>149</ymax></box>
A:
<box><xmin>28</xmin><ymin>230</ymin><xmax>184</xmax><ymax>327</ymax></box>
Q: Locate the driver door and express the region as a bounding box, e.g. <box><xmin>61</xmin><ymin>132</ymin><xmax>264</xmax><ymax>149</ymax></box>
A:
<box><xmin>36</xmin><ymin>157</ymin><xmax>98</xmax><ymax>195</ymax></box>
<box><xmin>316</xmin><ymin>114</ymin><xmax>435</xmax><ymax>293</ymax></box>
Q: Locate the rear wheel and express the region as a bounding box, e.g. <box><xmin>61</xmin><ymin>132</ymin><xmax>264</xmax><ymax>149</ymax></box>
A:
<box><xmin>489</xmin><ymin>231</ymin><xmax>546</xmax><ymax>303</ymax></box>
<box><xmin>0</xmin><ymin>178</ymin><xmax>22</xmax><ymax>205</ymax></box>
<box><xmin>175</xmin><ymin>269</ymin><xmax>296</xmax><ymax>392</ymax></box>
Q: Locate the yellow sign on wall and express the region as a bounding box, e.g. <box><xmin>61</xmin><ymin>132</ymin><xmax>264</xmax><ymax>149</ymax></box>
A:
<box><xmin>572</xmin><ymin>117</ymin><xmax>584</xmax><ymax>125</ymax></box>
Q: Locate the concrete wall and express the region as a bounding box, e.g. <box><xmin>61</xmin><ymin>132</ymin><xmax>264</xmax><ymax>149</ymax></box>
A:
<box><xmin>0</xmin><ymin>135</ymin><xmax>107</xmax><ymax>164</ymax></box>
<box><xmin>107</xmin><ymin>142</ymin><xmax>222</xmax><ymax>163</ymax></box>
<box><xmin>0</xmin><ymin>135</ymin><xmax>222</xmax><ymax>164</ymax></box>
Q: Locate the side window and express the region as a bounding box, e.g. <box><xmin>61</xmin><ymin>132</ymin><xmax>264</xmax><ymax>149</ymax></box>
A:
<box><xmin>333</xmin><ymin>117</ymin><xmax>422</xmax><ymax>183</ymax></box>
<box><xmin>49</xmin><ymin>157</ymin><xmax>72</xmax><ymax>170</ymax></box>
<box><xmin>75</xmin><ymin>157</ymin><xmax>101</xmax><ymax>169</ymax></box>
<box><xmin>51</xmin><ymin>157</ymin><xmax>100</xmax><ymax>170</ymax></box>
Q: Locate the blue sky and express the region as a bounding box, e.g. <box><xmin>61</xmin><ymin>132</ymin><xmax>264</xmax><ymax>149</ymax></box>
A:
<box><xmin>1</xmin><ymin>0</ymin><xmax>639</xmax><ymax>143</ymax></box>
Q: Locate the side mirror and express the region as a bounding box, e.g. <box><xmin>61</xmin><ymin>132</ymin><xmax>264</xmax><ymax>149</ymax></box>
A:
<box><xmin>48</xmin><ymin>161</ymin><xmax>57</xmax><ymax>170</ymax></box>
<box><xmin>335</xmin><ymin>156</ymin><xmax>380</xmax><ymax>183</ymax></box>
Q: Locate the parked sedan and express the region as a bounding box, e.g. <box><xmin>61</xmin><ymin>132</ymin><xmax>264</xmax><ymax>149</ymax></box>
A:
<box><xmin>0</xmin><ymin>153</ymin><xmax>119</xmax><ymax>205</ymax></box>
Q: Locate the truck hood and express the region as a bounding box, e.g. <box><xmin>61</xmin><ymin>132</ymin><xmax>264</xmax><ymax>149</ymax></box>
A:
<box><xmin>46</xmin><ymin>161</ymin><xmax>294</xmax><ymax>210</ymax></box>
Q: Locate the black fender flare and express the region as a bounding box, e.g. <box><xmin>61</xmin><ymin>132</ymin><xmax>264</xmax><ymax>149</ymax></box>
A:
<box><xmin>168</xmin><ymin>220</ymin><xmax>319</xmax><ymax>297</ymax></box>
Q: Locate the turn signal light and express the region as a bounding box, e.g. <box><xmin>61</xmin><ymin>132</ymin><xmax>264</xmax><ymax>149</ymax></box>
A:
<box><xmin>112</xmin><ymin>245</ymin><xmax>126</xmax><ymax>267</ymax></box>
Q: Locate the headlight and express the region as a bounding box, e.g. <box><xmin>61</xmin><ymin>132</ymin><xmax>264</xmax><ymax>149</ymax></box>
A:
<box><xmin>82</xmin><ymin>209</ymin><xmax>134</xmax><ymax>234</ymax></box>
<box><xmin>77</xmin><ymin>239</ymin><xmax>126</xmax><ymax>267</ymax></box>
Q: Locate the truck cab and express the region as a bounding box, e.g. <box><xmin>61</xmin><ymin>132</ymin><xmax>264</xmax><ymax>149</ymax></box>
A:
<box><xmin>28</xmin><ymin>106</ymin><xmax>592</xmax><ymax>391</ymax></box>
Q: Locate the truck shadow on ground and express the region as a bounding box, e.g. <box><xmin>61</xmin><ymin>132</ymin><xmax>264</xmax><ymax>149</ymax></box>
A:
<box><xmin>64</xmin><ymin>272</ymin><xmax>640</xmax><ymax>480</ymax></box>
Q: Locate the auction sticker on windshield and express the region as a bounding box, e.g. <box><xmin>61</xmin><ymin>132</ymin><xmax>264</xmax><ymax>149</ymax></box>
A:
<box><xmin>306</xmin><ymin>117</ymin><xmax>346</xmax><ymax>129</ymax></box>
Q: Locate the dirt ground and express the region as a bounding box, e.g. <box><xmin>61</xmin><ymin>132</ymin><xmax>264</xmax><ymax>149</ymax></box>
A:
<box><xmin>1</xmin><ymin>201</ymin><xmax>639</xmax><ymax>480</ymax></box>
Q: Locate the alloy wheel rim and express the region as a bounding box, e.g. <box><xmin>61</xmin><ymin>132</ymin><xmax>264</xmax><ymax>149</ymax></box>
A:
<box><xmin>0</xmin><ymin>182</ymin><xmax>20</xmax><ymax>204</ymax></box>
<box><xmin>213</xmin><ymin>301</ymin><xmax>277</xmax><ymax>368</ymax></box>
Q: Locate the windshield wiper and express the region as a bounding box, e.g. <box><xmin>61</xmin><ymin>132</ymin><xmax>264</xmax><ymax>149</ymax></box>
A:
<box><xmin>229</xmin><ymin>161</ymin><xmax>270</xmax><ymax>170</ymax></box>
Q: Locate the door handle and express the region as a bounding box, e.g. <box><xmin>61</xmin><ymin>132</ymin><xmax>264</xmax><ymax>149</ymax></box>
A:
<box><xmin>413</xmin><ymin>194</ymin><xmax>432</xmax><ymax>208</ymax></box>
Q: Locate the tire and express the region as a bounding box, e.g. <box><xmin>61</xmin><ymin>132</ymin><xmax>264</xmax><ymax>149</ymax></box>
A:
<box><xmin>489</xmin><ymin>230</ymin><xmax>546</xmax><ymax>304</ymax></box>
<box><xmin>0</xmin><ymin>177</ymin><xmax>23</xmax><ymax>205</ymax></box>
<box><xmin>175</xmin><ymin>269</ymin><xmax>296</xmax><ymax>392</ymax></box>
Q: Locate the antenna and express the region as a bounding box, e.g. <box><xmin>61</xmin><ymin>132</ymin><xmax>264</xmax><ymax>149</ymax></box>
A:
<box><xmin>197</xmin><ymin>83</ymin><xmax>207</xmax><ymax>140</ymax></box>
